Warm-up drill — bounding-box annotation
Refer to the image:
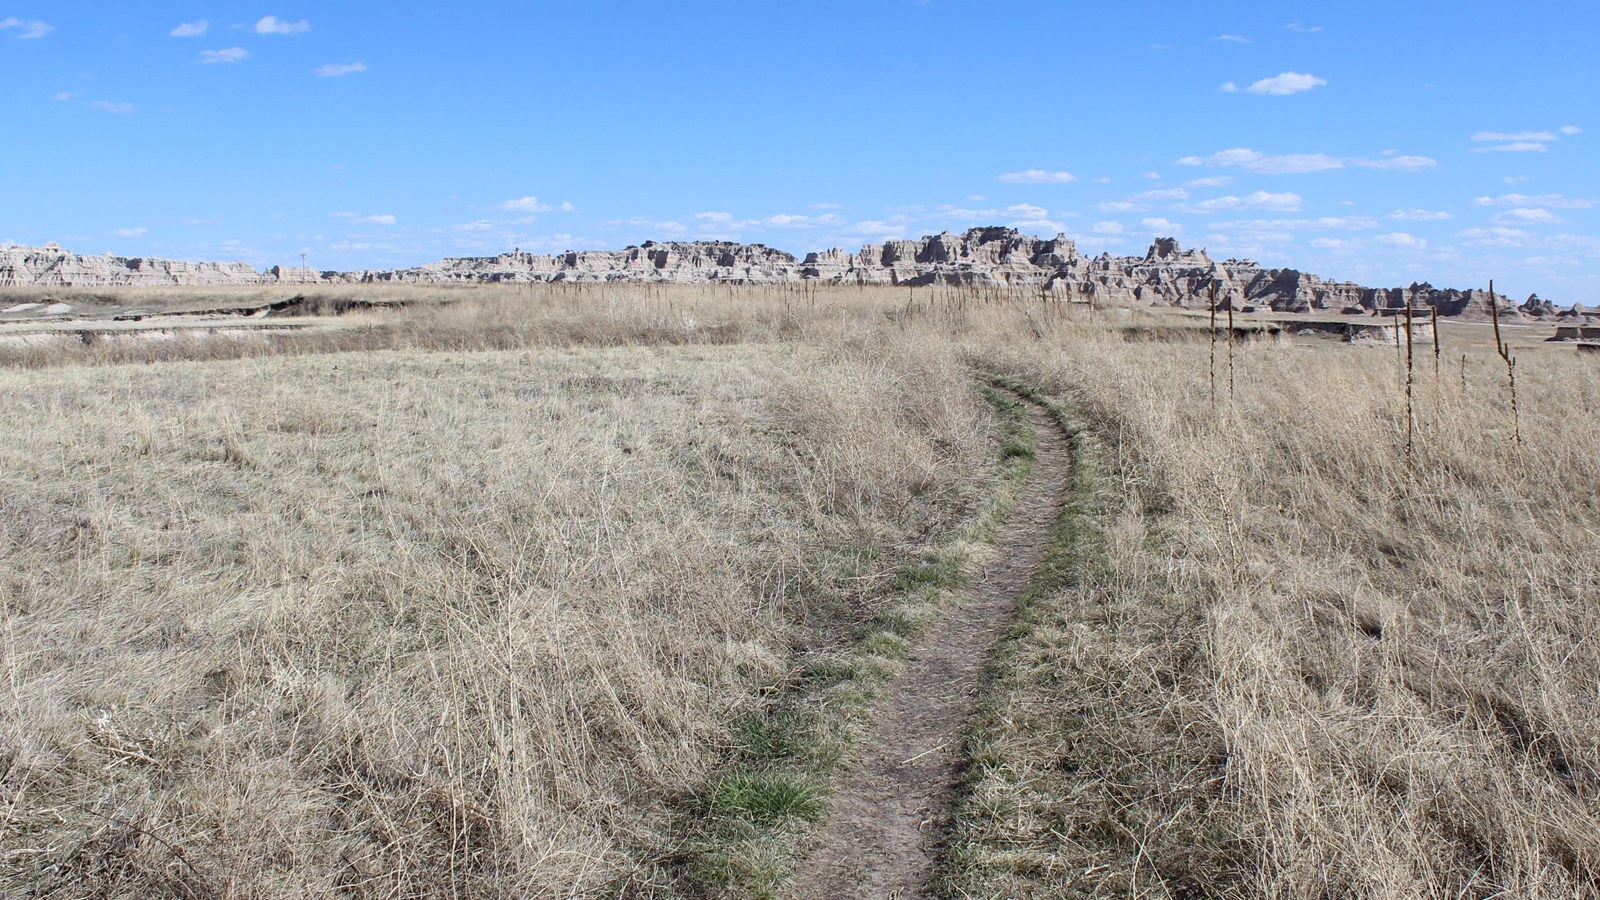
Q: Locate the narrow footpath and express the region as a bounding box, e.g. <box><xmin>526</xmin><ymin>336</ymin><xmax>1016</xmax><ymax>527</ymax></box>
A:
<box><xmin>793</xmin><ymin>397</ymin><xmax>1072</xmax><ymax>899</ymax></box>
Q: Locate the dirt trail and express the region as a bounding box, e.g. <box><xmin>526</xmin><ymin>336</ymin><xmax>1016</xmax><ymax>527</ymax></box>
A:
<box><xmin>793</xmin><ymin>398</ymin><xmax>1071</xmax><ymax>899</ymax></box>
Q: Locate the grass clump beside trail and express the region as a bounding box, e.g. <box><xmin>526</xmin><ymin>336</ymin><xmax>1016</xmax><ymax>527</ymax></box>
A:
<box><xmin>942</xmin><ymin>376</ymin><xmax>1245</xmax><ymax>898</ymax></box>
<box><xmin>945</xmin><ymin>333</ymin><xmax>1600</xmax><ymax>898</ymax></box>
<box><xmin>0</xmin><ymin>333</ymin><xmax>998</xmax><ymax>898</ymax></box>
<box><xmin>681</xmin><ymin>381</ymin><xmax>1038</xmax><ymax>898</ymax></box>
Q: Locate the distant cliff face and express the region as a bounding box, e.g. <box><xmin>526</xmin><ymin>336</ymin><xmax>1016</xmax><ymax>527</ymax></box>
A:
<box><xmin>0</xmin><ymin>244</ymin><xmax>262</xmax><ymax>287</ymax></box>
<box><xmin>0</xmin><ymin>230</ymin><xmax>1574</xmax><ymax>319</ymax></box>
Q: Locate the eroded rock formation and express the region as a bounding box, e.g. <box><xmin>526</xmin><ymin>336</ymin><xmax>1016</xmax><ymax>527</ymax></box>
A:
<box><xmin>0</xmin><ymin>230</ymin><xmax>1577</xmax><ymax>319</ymax></box>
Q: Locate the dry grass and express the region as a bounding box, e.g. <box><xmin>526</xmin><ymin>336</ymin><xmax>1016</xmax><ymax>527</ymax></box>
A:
<box><xmin>953</xmin><ymin>328</ymin><xmax>1600</xmax><ymax>897</ymax></box>
<box><xmin>0</xmin><ymin>331</ymin><xmax>997</xmax><ymax>897</ymax></box>
<box><xmin>5</xmin><ymin>284</ymin><xmax>1600</xmax><ymax>898</ymax></box>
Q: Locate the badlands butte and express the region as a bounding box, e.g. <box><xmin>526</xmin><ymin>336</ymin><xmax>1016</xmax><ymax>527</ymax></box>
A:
<box><xmin>0</xmin><ymin>227</ymin><xmax>1583</xmax><ymax>318</ymax></box>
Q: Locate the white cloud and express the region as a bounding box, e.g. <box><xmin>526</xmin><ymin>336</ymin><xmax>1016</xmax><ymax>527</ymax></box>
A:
<box><xmin>1472</xmin><ymin>130</ymin><xmax>1558</xmax><ymax>142</ymax></box>
<box><xmin>608</xmin><ymin>217</ymin><xmax>686</xmax><ymax>234</ymax></box>
<box><xmin>316</xmin><ymin>62</ymin><xmax>367</xmax><ymax>77</ymax></box>
<box><xmin>763</xmin><ymin>213</ymin><xmax>842</xmax><ymax>228</ymax></box>
<box><xmin>1219</xmin><ymin>81</ymin><xmax>1239</xmax><ymax>92</ymax></box>
<box><xmin>1374</xmin><ymin>232</ymin><xmax>1426</xmax><ymax>248</ymax></box>
<box><xmin>844</xmin><ymin>219</ymin><xmax>909</xmax><ymax>238</ymax></box>
<box><xmin>1474</xmin><ymin>193</ymin><xmax>1598</xmax><ymax>209</ymax></box>
<box><xmin>1458</xmin><ymin>227</ymin><xmax>1532</xmax><ymax>247</ymax></box>
<box><xmin>1561</xmin><ymin>125</ymin><xmax>1583</xmax><ymax>135</ymax></box>
<box><xmin>1132</xmin><ymin>188</ymin><xmax>1189</xmax><ymax>202</ymax></box>
<box><xmin>199</xmin><ymin>47</ymin><xmax>250</xmax><ymax>64</ymax></box>
<box><xmin>1098</xmin><ymin>201</ymin><xmax>1137</xmax><ymax>213</ymax></box>
<box><xmin>1388</xmin><ymin>209</ymin><xmax>1453</xmax><ymax>221</ymax></box>
<box><xmin>1177</xmin><ymin>147</ymin><xmax>1433</xmax><ymax>175</ymax></box>
<box><xmin>1246</xmin><ymin>72</ymin><xmax>1327</xmax><ymax>95</ymax></box>
<box><xmin>51</xmin><ymin>91</ymin><xmax>79</xmax><ymax>101</ymax></box>
<box><xmin>1502</xmin><ymin>175</ymin><xmax>1531</xmax><ymax>185</ymax></box>
<box><xmin>1192</xmin><ymin>191</ymin><xmax>1303</xmax><ymax>213</ymax></box>
<box><xmin>1493</xmin><ymin>208</ymin><xmax>1563</xmax><ymax>225</ymax></box>
<box><xmin>1352</xmin><ymin>155</ymin><xmax>1437</xmax><ymax>171</ymax></box>
<box><xmin>1284</xmin><ymin>22</ymin><xmax>1323</xmax><ymax>32</ymax></box>
<box><xmin>89</xmin><ymin>100</ymin><xmax>134</xmax><ymax>114</ymax></box>
<box><xmin>1141</xmin><ymin>217</ymin><xmax>1182</xmax><ymax>234</ymax></box>
<box><xmin>0</xmin><ymin>17</ymin><xmax>52</xmax><ymax>39</ymax></box>
<box><xmin>1214</xmin><ymin>216</ymin><xmax>1379</xmax><ymax>233</ymax></box>
<box><xmin>694</xmin><ymin>211</ymin><xmax>733</xmax><ymax>223</ymax></box>
<box><xmin>1183</xmin><ymin>175</ymin><xmax>1234</xmax><ymax>188</ymax></box>
<box><xmin>255</xmin><ymin>15</ymin><xmax>310</xmax><ymax>35</ymax></box>
<box><xmin>503</xmin><ymin>196</ymin><xmax>560</xmax><ymax>213</ymax></box>
<box><xmin>111</xmin><ymin>227</ymin><xmax>147</xmax><ymax>238</ymax></box>
<box><xmin>1142</xmin><ymin>171</ymin><xmax>1163</xmax><ymax>180</ymax></box>
<box><xmin>169</xmin><ymin>20</ymin><xmax>208</xmax><ymax>37</ymax></box>
<box><xmin>1092</xmin><ymin>221</ymin><xmax>1126</xmax><ymax>234</ymax></box>
<box><xmin>1474</xmin><ymin>142</ymin><xmax>1548</xmax><ymax>153</ymax></box>
<box><xmin>1251</xmin><ymin>154</ymin><xmax>1347</xmax><ymax>173</ymax></box>
<box><xmin>997</xmin><ymin>169</ymin><xmax>1078</xmax><ymax>184</ymax></box>
<box><xmin>1217</xmin><ymin>34</ymin><xmax>1251</xmax><ymax>43</ymax></box>
<box><xmin>809</xmin><ymin>202</ymin><xmax>845</xmax><ymax>210</ymax></box>
<box><xmin>354</xmin><ymin>214</ymin><xmax>397</xmax><ymax>225</ymax></box>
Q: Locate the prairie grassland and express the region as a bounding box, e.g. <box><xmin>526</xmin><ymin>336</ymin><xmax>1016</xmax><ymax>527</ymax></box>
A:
<box><xmin>0</xmin><ymin>330</ymin><xmax>996</xmax><ymax>896</ymax></box>
<box><xmin>953</xmin><ymin>328</ymin><xmax>1600</xmax><ymax>898</ymax></box>
<box><xmin>4</xmin><ymin>285</ymin><xmax>1600</xmax><ymax>899</ymax></box>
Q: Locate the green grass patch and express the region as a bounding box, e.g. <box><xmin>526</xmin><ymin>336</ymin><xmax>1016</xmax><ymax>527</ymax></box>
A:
<box><xmin>707</xmin><ymin>769</ymin><xmax>826</xmax><ymax>825</ymax></box>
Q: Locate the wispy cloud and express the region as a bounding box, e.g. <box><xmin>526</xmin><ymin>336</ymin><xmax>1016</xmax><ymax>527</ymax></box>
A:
<box><xmin>316</xmin><ymin>62</ymin><xmax>367</xmax><ymax>77</ymax></box>
<box><xmin>1177</xmin><ymin>147</ymin><xmax>1435</xmax><ymax>174</ymax></box>
<box><xmin>1216</xmin><ymin>33</ymin><xmax>1251</xmax><ymax>43</ymax></box>
<box><xmin>1374</xmin><ymin>232</ymin><xmax>1426</xmax><ymax>249</ymax></box>
<box><xmin>1219</xmin><ymin>81</ymin><xmax>1239</xmax><ymax>93</ymax></box>
<box><xmin>0</xmin><ymin>17</ymin><xmax>52</xmax><ymax>39</ymax></box>
<box><xmin>89</xmin><ymin>100</ymin><xmax>135</xmax><ymax>114</ymax></box>
<box><xmin>1561</xmin><ymin>125</ymin><xmax>1583</xmax><ymax>135</ymax></box>
<box><xmin>1492</xmin><ymin>208</ymin><xmax>1563</xmax><ymax>225</ymax></box>
<box><xmin>199</xmin><ymin>47</ymin><xmax>250</xmax><ymax>64</ymax></box>
<box><xmin>169</xmin><ymin>20</ymin><xmax>208</xmax><ymax>37</ymax></box>
<box><xmin>51</xmin><ymin>91</ymin><xmax>80</xmax><ymax>101</ymax></box>
<box><xmin>1190</xmin><ymin>191</ymin><xmax>1303</xmax><ymax>213</ymax></box>
<box><xmin>1474</xmin><ymin>142</ymin><xmax>1549</xmax><ymax>153</ymax></box>
<box><xmin>502</xmin><ymin>197</ymin><xmax>574</xmax><ymax>213</ymax></box>
<box><xmin>111</xmin><ymin>227</ymin><xmax>147</xmax><ymax>238</ymax></box>
<box><xmin>1246</xmin><ymin>72</ymin><xmax>1328</xmax><ymax>95</ymax></box>
<box><xmin>1472</xmin><ymin>130</ymin><xmax>1558</xmax><ymax>142</ymax></box>
<box><xmin>1473</xmin><ymin>193</ymin><xmax>1597</xmax><ymax>209</ymax></box>
<box><xmin>255</xmin><ymin>15</ymin><xmax>310</xmax><ymax>35</ymax></box>
<box><xmin>1351</xmin><ymin>155</ymin><xmax>1437</xmax><ymax>171</ymax></box>
<box><xmin>1283</xmin><ymin>22</ymin><xmax>1323</xmax><ymax>32</ymax></box>
<box><xmin>333</xmin><ymin>212</ymin><xmax>398</xmax><ymax>225</ymax></box>
<box><xmin>1183</xmin><ymin>176</ymin><xmax>1234</xmax><ymax>188</ymax></box>
<box><xmin>1388</xmin><ymin>208</ymin><xmax>1453</xmax><ymax>221</ymax></box>
<box><xmin>997</xmin><ymin>169</ymin><xmax>1078</xmax><ymax>184</ymax></box>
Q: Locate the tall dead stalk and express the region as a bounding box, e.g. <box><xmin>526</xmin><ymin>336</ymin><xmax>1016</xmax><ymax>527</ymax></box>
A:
<box><xmin>1209</xmin><ymin>283</ymin><xmax>1218</xmax><ymax>406</ymax></box>
<box><xmin>1487</xmin><ymin>279</ymin><xmax>1521</xmax><ymax>444</ymax></box>
<box><xmin>1226</xmin><ymin>293</ymin><xmax>1235</xmax><ymax>404</ymax></box>
<box><xmin>1404</xmin><ymin>301</ymin><xmax>1415</xmax><ymax>464</ymax></box>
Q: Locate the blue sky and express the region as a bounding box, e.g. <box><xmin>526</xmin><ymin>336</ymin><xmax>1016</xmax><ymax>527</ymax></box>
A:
<box><xmin>3</xmin><ymin>1</ymin><xmax>1597</xmax><ymax>300</ymax></box>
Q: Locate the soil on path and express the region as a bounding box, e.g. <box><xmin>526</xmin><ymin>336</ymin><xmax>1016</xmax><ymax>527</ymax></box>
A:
<box><xmin>793</xmin><ymin>398</ymin><xmax>1072</xmax><ymax>899</ymax></box>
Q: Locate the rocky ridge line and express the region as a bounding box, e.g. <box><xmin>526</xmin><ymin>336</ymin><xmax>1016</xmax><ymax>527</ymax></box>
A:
<box><xmin>2</xmin><ymin>230</ymin><xmax>1583</xmax><ymax>318</ymax></box>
